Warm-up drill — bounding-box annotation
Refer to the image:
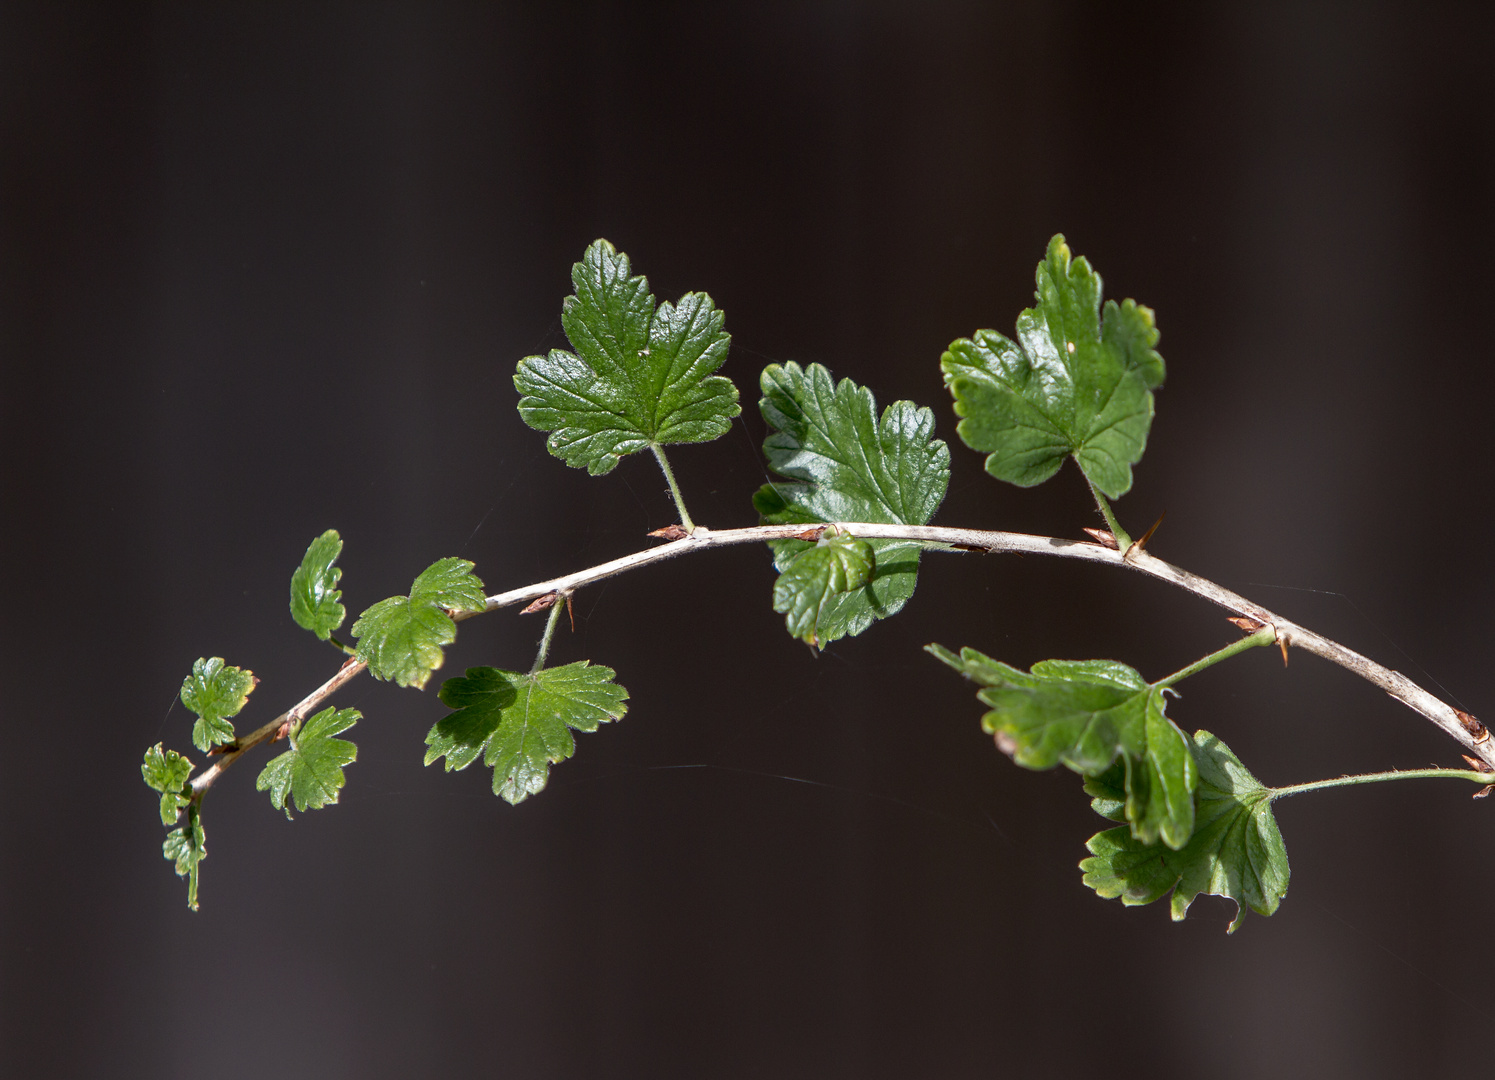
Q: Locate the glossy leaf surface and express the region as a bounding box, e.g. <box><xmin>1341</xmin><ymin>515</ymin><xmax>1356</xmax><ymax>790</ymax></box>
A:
<box><xmin>289</xmin><ymin>529</ymin><xmax>346</xmax><ymax>641</ymax></box>
<box><xmin>755</xmin><ymin>362</ymin><xmax>949</xmax><ymax>643</ymax></box>
<box><xmin>425</xmin><ymin>662</ymin><xmax>628</xmax><ymax>804</ymax></box>
<box><xmin>772</xmin><ymin>529</ymin><xmax>876</xmax><ymax>645</ymax></box>
<box><xmin>1081</xmin><ymin>730</ymin><xmax>1289</xmax><ymax>933</ymax></box>
<box><xmin>515</xmin><ymin>239</ymin><xmax>739</xmax><ymax>475</ymax></box>
<box><xmin>927</xmin><ymin>644</ymin><xmax>1195</xmax><ymax>848</ymax></box>
<box><xmin>942</xmin><ymin>234</ymin><xmax>1163</xmax><ymax>498</ymax></box>
<box><xmin>142</xmin><ymin>743</ymin><xmax>193</xmax><ymax>825</ymax></box>
<box><xmin>353</xmin><ymin>558</ymin><xmax>486</xmax><ymax>689</ymax></box>
<box><xmin>163</xmin><ymin>804</ymin><xmax>206</xmax><ymax>911</ymax></box>
<box><xmin>180</xmin><ymin>657</ymin><xmax>256</xmax><ymax>752</ymax></box>
<box><xmin>256</xmin><ymin>707</ymin><xmax>360</xmax><ymax>817</ymax></box>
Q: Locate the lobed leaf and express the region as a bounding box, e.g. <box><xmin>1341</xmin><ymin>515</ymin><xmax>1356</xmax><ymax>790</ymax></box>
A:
<box><xmin>256</xmin><ymin>707</ymin><xmax>360</xmax><ymax>818</ymax></box>
<box><xmin>1081</xmin><ymin>730</ymin><xmax>1290</xmax><ymax>933</ymax></box>
<box><xmin>352</xmin><ymin>557</ymin><xmax>486</xmax><ymax>689</ymax></box>
<box><xmin>180</xmin><ymin>657</ymin><xmax>256</xmax><ymax>752</ymax></box>
<box><xmin>772</xmin><ymin>529</ymin><xmax>876</xmax><ymax>646</ymax></box>
<box><xmin>142</xmin><ymin>743</ymin><xmax>194</xmax><ymax>825</ymax></box>
<box><xmin>163</xmin><ymin>804</ymin><xmax>207</xmax><ymax>911</ymax></box>
<box><xmin>289</xmin><ymin>529</ymin><xmax>346</xmax><ymax>641</ymax></box>
<box><xmin>426</xmin><ymin>662</ymin><xmax>628</xmax><ymax>805</ymax></box>
<box><xmin>942</xmin><ymin>234</ymin><xmax>1163</xmax><ymax>499</ymax></box>
<box><xmin>514</xmin><ymin>239</ymin><xmax>740</xmax><ymax>475</ymax></box>
<box><xmin>927</xmin><ymin>644</ymin><xmax>1195</xmax><ymax>848</ymax></box>
<box><xmin>755</xmin><ymin>362</ymin><xmax>950</xmax><ymax>643</ymax></box>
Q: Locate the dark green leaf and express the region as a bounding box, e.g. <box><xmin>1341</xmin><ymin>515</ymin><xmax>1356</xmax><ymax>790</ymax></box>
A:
<box><xmin>255</xmin><ymin>707</ymin><xmax>360</xmax><ymax>817</ymax></box>
<box><xmin>426</xmin><ymin>663</ymin><xmax>628</xmax><ymax>805</ymax></box>
<box><xmin>163</xmin><ymin>804</ymin><xmax>206</xmax><ymax>911</ymax></box>
<box><xmin>755</xmin><ymin>362</ymin><xmax>950</xmax><ymax>643</ymax></box>
<box><xmin>927</xmin><ymin>644</ymin><xmax>1195</xmax><ymax>848</ymax></box>
<box><xmin>142</xmin><ymin>743</ymin><xmax>193</xmax><ymax>825</ymax></box>
<box><xmin>289</xmin><ymin>529</ymin><xmax>345</xmax><ymax>640</ymax></box>
<box><xmin>180</xmin><ymin>657</ymin><xmax>257</xmax><ymax>752</ymax></box>
<box><xmin>942</xmin><ymin>234</ymin><xmax>1164</xmax><ymax>499</ymax></box>
<box><xmin>1081</xmin><ymin>730</ymin><xmax>1289</xmax><ymax>933</ymax></box>
<box><xmin>514</xmin><ymin>239</ymin><xmax>739</xmax><ymax>475</ymax></box>
<box><xmin>353</xmin><ymin>557</ymin><xmax>486</xmax><ymax>689</ymax></box>
<box><xmin>772</xmin><ymin>529</ymin><xmax>875</xmax><ymax>645</ymax></box>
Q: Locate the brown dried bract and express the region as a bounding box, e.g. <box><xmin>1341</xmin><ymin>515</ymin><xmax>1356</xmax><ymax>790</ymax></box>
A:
<box><xmin>789</xmin><ymin>526</ymin><xmax>827</xmax><ymax>542</ymax></box>
<box><xmin>1463</xmin><ymin>754</ymin><xmax>1485</xmax><ymax>771</ymax></box>
<box><xmin>1455</xmin><ymin>709</ymin><xmax>1490</xmax><ymax>743</ymax></box>
<box><xmin>521</xmin><ymin>593</ymin><xmax>558</xmax><ymax>614</ymax></box>
<box><xmin>1227</xmin><ymin>616</ymin><xmax>1267</xmax><ymax>633</ymax></box>
<box><xmin>1474</xmin><ymin>785</ymin><xmax>1493</xmax><ymax>800</ymax></box>
<box><xmin>1081</xmin><ymin>528</ymin><xmax>1119</xmax><ymax>550</ymax></box>
<box><xmin>647</xmin><ymin>524</ymin><xmax>690</xmax><ymax>541</ymax></box>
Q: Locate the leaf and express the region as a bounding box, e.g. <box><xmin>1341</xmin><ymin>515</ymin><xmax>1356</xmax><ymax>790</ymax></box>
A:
<box><xmin>289</xmin><ymin>529</ymin><xmax>346</xmax><ymax>641</ymax></box>
<box><xmin>425</xmin><ymin>662</ymin><xmax>628</xmax><ymax>805</ymax></box>
<box><xmin>754</xmin><ymin>362</ymin><xmax>950</xmax><ymax>643</ymax></box>
<box><xmin>142</xmin><ymin>743</ymin><xmax>194</xmax><ymax>825</ymax></box>
<box><xmin>514</xmin><ymin>239</ymin><xmax>740</xmax><ymax>475</ymax></box>
<box><xmin>163</xmin><ymin>804</ymin><xmax>207</xmax><ymax>911</ymax></box>
<box><xmin>180</xmin><ymin>657</ymin><xmax>257</xmax><ymax>752</ymax></box>
<box><xmin>927</xmin><ymin>644</ymin><xmax>1195</xmax><ymax>848</ymax></box>
<box><xmin>1081</xmin><ymin>730</ymin><xmax>1290</xmax><ymax>933</ymax></box>
<box><xmin>772</xmin><ymin>529</ymin><xmax>876</xmax><ymax>645</ymax></box>
<box><xmin>941</xmin><ymin>234</ymin><xmax>1164</xmax><ymax>499</ymax></box>
<box><xmin>255</xmin><ymin>707</ymin><xmax>360</xmax><ymax>818</ymax></box>
<box><xmin>352</xmin><ymin>557</ymin><xmax>487</xmax><ymax>689</ymax></box>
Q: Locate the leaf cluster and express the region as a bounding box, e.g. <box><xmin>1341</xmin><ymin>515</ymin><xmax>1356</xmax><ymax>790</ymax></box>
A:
<box><xmin>353</xmin><ymin>558</ymin><xmax>486</xmax><ymax>689</ymax></box>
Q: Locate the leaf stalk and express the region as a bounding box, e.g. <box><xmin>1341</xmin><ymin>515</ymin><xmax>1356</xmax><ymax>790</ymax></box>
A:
<box><xmin>1084</xmin><ymin>474</ymin><xmax>1132</xmax><ymax>551</ymax></box>
<box><xmin>649</xmin><ymin>444</ymin><xmax>695</xmax><ymax>531</ymax></box>
<box><xmin>1271</xmin><ymin>767</ymin><xmax>1495</xmax><ymax>800</ymax></box>
<box><xmin>1155</xmin><ymin>626</ymin><xmax>1277</xmax><ymax>689</ymax></box>
<box><xmin>532</xmin><ymin>590</ymin><xmax>568</xmax><ymax>674</ymax></box>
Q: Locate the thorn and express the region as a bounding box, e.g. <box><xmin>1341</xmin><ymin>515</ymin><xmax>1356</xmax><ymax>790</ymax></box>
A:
<box><xmin>1082</xmin><ymin>528</ymin><xmax>1119</xmax><ymax>550</ymax></box>
<box><xmin>565</xmin><ymin>592</ymin><xmax>575</xmax><ymax>633</ymax></box>
<box><xmin>1455</xmin><ymin>709</ymin><xmax>1491</xmax><ymax>744</ymax></box>
<box><xmin>1278</xmin><ymin>637</ymin><xmax>1290</xmax><ymax>668</ymax></box>
<box><xmin>1475</xmin><ymin>785</ymin><xmax>1493</xmax><ymax>800</ymax></box>
<box><xmin>647</xmin><ymin>524</ymin><xmax>689</xmax><ymax>541</ymax></box>
<box><xmin>1124</xmin><ymin>511</ymin><xmax>1167</xmax><ymax>559</ymax></box>
<box><xmin>521</xmin><ymin>592</ymin><xmax>558</xmax><ymax>614</ymax></box>
<box><xmin>1227</xmin><ymin>616</ymin><xmax>1267</xmax><ymax>633</ymax></box>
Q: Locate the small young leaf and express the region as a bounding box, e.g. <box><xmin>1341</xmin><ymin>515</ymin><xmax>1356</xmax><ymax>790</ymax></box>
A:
<box><xmin>514</xmin><ymin>239</ymin><xmax>740</xmax><ymax>475</ymax></box>
<box><xmin>255</xmin><ymin>707</ymin><xmax>360</xmax><ymax>818</ymax></box>
<box><xmin>1081</xmin><ymin>730</ymin><xmax>1290</xmax><ymax>933</ymax></box>
<box><xmin>352</xmin><ymin>557</ymin><xmax>486</xmax><ymax>689</ymax></box>
<box><xmin>772</xmin><ymin>530</ymin><xmax>876</xmax><ymax>645</ymax></box>
<box><xmin>162</xmin><ymin>804</ymin><xmax>207</xmax><ymax>911</ymax></box>
<box><xmin>927</xmin><ymin>644</ymin><xmax>1195</xmax><ymax>848</ymax></box>
<box><xmin>142</xmin><ymin>743</ymin><xmax>193</xmax><ymax>825</ymax></box>
<box><xmin>425</xmin><ymin>662</ymin><xmax>628</xmax><ymax>805</ymax></box>
<box><xmin>180</xmin><ymin>657</ymin><xmax>256</xmax><ymax>752</ymax></box>
<box><xmin>755</xmin><ymin>362</ymin><xmax>950</xmax><ymax>643</ymax></box>
<box><xmin>289</xmin><ymin>529</ymin><xmax>345</xmax><ymax>640</ymax></box>
<box><xmin>942</xmin><ymin>234</ymin><xmax>1163</xmax><ymax>499</ymax></box>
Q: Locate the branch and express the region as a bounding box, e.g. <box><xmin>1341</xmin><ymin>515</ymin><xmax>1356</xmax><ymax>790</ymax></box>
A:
<box><xmin>189</xmin><ymin>521</ymin><xmax>1495</xmax><ymax>799</ymax></box>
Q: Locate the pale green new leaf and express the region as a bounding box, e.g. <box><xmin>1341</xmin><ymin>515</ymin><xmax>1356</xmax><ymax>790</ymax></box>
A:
<box><xmin>180</xmin><ymin>657</ymin><xmax>257</xmax><ymax>752</ymax></box>
<box><xmin>163</xmin><ymin>804</ymin><xmax>206</xmax><ymax>911</ymax></box>
<box><xmin>773</xmin><ymin>530</ymin><xmax>876</xmax><ymax>646</ymax></box>
<box><xmin>754</xmin><ymin>362</ymin><xmax>950</xmax><ymax>643</ymax></box>
<box><xmin>289</xmin><ymin>529</ymin><xmax>345</xmax><ymax>640</ymax></box>
<box><xmin>514</xmin><ymin>239</ymin><xmax>739</xmax><ymax>474</ymax></box>
<box><xmin>142</xmin><ymin>743</ymin><xmax>193</xmax><ymax>825</ymax></box>
<box><xmin>927</xmin><ymin>644</ymin><xmax>1195</xmax><ymax>848</ymax></box>
<box><xmin>1081</xmin><ymin>730</ymin><xmax>1290</xmax><ymax>933</ymax></box>
<box><xmin>353</xmin><ymin>557</ymin><xmax>486</xmax><ymax>689</ymax></box>
<box><xmin>942</xmin><ymin>234</ymin><xmax>1164</xmax><ymax>499</ymax></box>
<box><xmin>256</xmin><ymin>707</ymin><xmax>360</xmax><ymax>818</ymax></box>
<box><xmin>426</xmin><ymin>663</ymin><xmax>628</xmax><ymax>805</ymax></box>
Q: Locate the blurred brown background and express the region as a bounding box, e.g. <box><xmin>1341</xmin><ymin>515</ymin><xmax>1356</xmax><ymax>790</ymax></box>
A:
<box><xmin>5</xmin><ymin>2</ymin><xmax>1495</xmax><ymax>1076</ymax></box>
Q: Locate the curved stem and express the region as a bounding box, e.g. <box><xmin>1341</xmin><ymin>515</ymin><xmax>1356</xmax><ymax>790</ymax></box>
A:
<box><xmin>1272</xmin><ymin>767</ymin><xmax>1495</xmax><ymax>800</ymax></box>
<box><xmin>187</xmin><ymin>520</ymin><xmax>1495</xmax><ymax>799</ymax></box>
<box><xmin>1155</xmin><ymin>626</ymin><xmax>1276</xmax><ymax>688</ymax></box>
<box><xmin>649</xmin><ymin>444</ymin><xmax>694</xmax><ymax>531</ymax></box>
<box><xmin>1085</xmin><ymin>475</ymin><xmax>1132</xmax><ymax>550</ymax></box>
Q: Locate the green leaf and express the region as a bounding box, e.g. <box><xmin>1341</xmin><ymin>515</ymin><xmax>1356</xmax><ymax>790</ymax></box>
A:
<box><xmin>754</xmin><ymin>362</ymin><xmax>950</xmax><ymax>643</ymax></box>
<box><xmin>927</xmin><ymin>644</ymin><xmax>1195</xmax><ymax>848</ymax></box>
<box><xmin>142</xmin><ymin>743</ymin><xmax>194</xmax><ymax>825</ymax></box>
<box><xmin>255</xmin><ymin>707</ymin><xmax>360</xmax><ymax>818</ymax></box>
<box><xmin>163</xmin><ymin>804</ymin><xmax>207</xmax><ymax>911</ymax></box>
<box><xmin>180</xmin><ymin>657</ymin><xmax>257</xmax><ymax>752</ymax></box>
<box><xmin>514</xmin><ymin>239</ymin><xmax>740</xmax><ymax>475</ymax></box>
<box><xmin>772</xmin><ymin>529</ymin><xmax>876</xmax><ymax>646</ymax></box>
<box><xmin>425</xmin><ymin>662</ymin><xmax>628</xmax><ymax>805</ymax></box>
<box><xmin>352</xmin><ymin>557</ymin><xmax>487</xmax><ymax>689</ymax></box>
<box><xmin>941</xmin><ymin>234</ymin><xmax>1164</xmax><ymax>499</ymax></box>
<box><xmin>289</xmin><ymin>529</ymin><xmax>346</xmax><ymax>641</ymax></box>
<box><xmin>1081</xmin><ymin>730</ymin><xmax>1290</xmax><ymax>933</ymax></box>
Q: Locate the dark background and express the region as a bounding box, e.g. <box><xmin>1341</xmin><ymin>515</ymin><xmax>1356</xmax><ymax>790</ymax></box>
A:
<box><xmin>5</xmin><ymin>2</ymin><xmax>1495</xmax><ymax>1076</ymax></box>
